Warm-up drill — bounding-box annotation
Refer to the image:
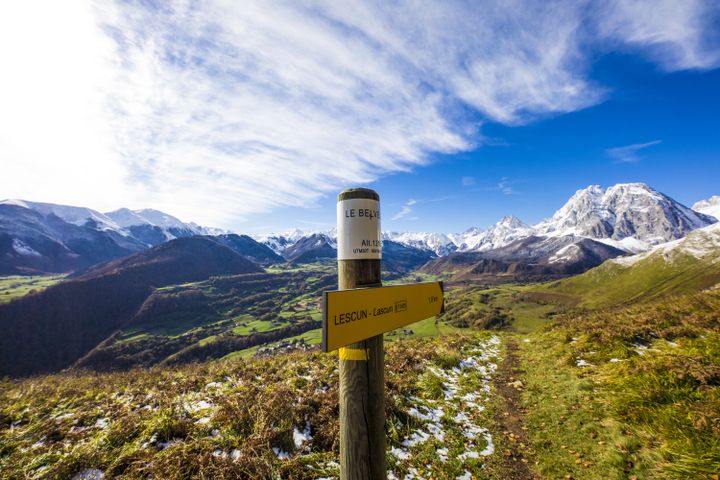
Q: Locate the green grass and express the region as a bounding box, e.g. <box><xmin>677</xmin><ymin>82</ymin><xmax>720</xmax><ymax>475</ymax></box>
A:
<box><xmin>264</xmin><ymin>262</ymin><xmax>335</xmax><ymax>274</ymax></box>
<box><xmin>232</xmin><ymin>319</ymin><xmax>289</xmax><ymax>335</ymax></box>
<box><xmin>520</xmin><ymin>331</ymin><xmax>649</xmax><ymax>479</ymax></box>
<box><xmin>536</xmin><ymin>252</ymin><xmax>720</xmax><ymax>308</ymax></box>
<box><xmin>386</xmin><ymin>272</ymin><xmax>444</xmax><ymax>285</ymax></box>
<box><xmin>385</xmin><ymin>317</ymin><xmax>465</xmax><ymax>341</ymax></box>
<box><xmin>224</xmin><ymin>328</ymin><xmax>325</xmax><ymax>360</ymax></box>
<box><xmin>519</xmin><ymin>290</ymin><xmax>720</xmax><ymax>479</ymax></box>
<box><xmin>439</xmin><ymin>284</ymin><xmax>560</xmax><ymax>334</ymax></box>
<box><xmin>120</xmin><ymin>313</ymin><xmax>220</xmax><ymax>339</ymax></box>
<box><xmin>0</xmin><ymin>275</ymin><xmax>65</xmax><ymax>303</ymax></box>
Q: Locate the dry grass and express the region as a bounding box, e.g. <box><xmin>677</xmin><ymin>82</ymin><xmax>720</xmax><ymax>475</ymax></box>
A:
<box><xmin>0</xmin><ymin>332</ymin><xmax>502</xmax><ymax>479</ymax></box>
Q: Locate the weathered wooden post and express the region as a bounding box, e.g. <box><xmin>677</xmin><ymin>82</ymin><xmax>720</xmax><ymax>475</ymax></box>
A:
<box><xmin>336</xmin><ymin>188</ymin><xmax>386</xmax><ymax>480</ymax></box>
<box><xmin>324</xmin><ymin>189</ymin><xmax>443</xmax><ymax>478</ymax></box>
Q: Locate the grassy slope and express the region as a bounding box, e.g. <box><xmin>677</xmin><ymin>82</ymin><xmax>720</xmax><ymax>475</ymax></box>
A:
<box><xmin>520</xmin><ymin>290</ymin><xmax>720</xmax><ymax>479</ymax></box>
<box><xmin>0</xmin><ymin>275</ymin><xmax>65</xmax><ymax>304</ymax></box>
<box><xmin>438</xmin><ymin>284</ymin><xmax>562</xmax><ymax>334</ymax></box>
<box><xmin>431</xmin><ymin>250</ymin><xmax>720</xmax><ymax>479</ymax></box>
<box><xmin>0</xmin><ymin>332</ymin><xmax>510</xmax><ymax>480</ymax></box>
<box><xmin>538</xmin><ymin>252</ymin><xmax>720</xmax><ymax>308</ymax></box>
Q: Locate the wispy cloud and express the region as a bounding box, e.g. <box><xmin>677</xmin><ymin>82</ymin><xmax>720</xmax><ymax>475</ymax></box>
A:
<box><xmin>462</xmin><ymin>176</ymin><xmax>477</xmax><ymax>186</ymax></box>
<box><xmin>0</xmin><ymin>1</ymin><xmax>717</xmax><ymax>228</ymax></box>
<box><xmin>497</xmin><ymin>177</ymin><xmax>520</xmax><ymax>195</ymax></box>
<box><xmin>607</xmin><ymin>140</ymin><xmax>662</xmax><ymax>163</ymax></box>
<box><xmin>392</xmin><ymin>199</ymin><xmax>417</xmax><ymax>221</ymax></box>
<box><xmin>472</xmin><ymin>177</ymin><xmax>522</xmax><ymax>195</ymax></box>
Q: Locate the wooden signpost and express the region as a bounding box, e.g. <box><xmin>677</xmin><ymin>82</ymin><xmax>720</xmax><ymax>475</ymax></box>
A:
<box><xmin>328</xmin><ymin>188</ymin><xmax>445</xmax><ymax>480</ymax></box>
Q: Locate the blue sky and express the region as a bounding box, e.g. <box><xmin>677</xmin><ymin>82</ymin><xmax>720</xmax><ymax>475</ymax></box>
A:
<box><xmin>245</xmin><ymin>59</ymin><xmax>720</xmax><ymax>234</ymax></box>
<box><xmin>1</xmin><ymin>1</ymin><xmax>719</xmax><ymax>234</ymax></box>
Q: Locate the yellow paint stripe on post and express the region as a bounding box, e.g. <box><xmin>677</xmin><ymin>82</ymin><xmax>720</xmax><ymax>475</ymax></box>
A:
<box><xmin>322</xmin><ymin>281</ymin><xmax>444</xmax><ymax>352</ymax></box>
<box><xmin>339</xmin><ymin>347</ymin><xmax>369</xmax><ymax>361</ymax></box>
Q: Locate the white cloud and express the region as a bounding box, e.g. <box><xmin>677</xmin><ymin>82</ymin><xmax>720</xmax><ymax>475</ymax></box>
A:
<box><xmin>607</xmin><ymin>140</ymin><xmax>662</xmax><ymax>163</ymax></box>
<box><xmin>0</xmin><ymin>1</ymin><xmax>718</xmax><ymax>228</ymax></box>
<box><xmin>497</xmin><ymin>178</ymin><xmax>520</xmax><ymax>195</ymax></box>
<box><xmin>462</xmin><ymin>177</ymin><xmax>477</xmax><ymax>186</ymax></box>
<box><xmin>392</xmin><ymin>199</ymin><xmax>417</xmax><ymax>221</ymax></box>
<box><xmin>596</xmin><ymin>0</ymin><xmax>720</xmax><ymax>71</ymax></box>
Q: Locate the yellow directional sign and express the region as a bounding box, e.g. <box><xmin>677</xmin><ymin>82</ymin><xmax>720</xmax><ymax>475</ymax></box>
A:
<box><xmin>322</xmin><ymin>281</ymin><xmax>444</xmax><ymax>352</ymax></box>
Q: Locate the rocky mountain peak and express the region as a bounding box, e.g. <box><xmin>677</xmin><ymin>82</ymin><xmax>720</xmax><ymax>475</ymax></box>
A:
<box><xmin>536</xmin><ymin>183</ymin><xmax>715</xmax><ymax>246</ymax></box>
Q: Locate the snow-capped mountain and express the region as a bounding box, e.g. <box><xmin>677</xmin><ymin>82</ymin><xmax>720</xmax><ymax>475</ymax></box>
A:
<box><xmin>693</xmin><ymin>196</ymin><xmax>720</xmax><ymax>221</ymax></box>
<box><xmin>613</xmin><ymin>221</ymin><xmax>720</xmax><ymax>267</ymax></box>
<box><xmin>0</xmin><ymin>199</ymin><xmax>121</xmax><ymax>231</ymax></box>
<box><xmin>0</xmin><ymin>200</ymin><xmax>225</xmax><ymax>274</ymax></box>
<box><xmin>256</xmin><ymin>183</ymin><xmax>717</xmax><ymax>261</ymax></box>
<box><xmin>535</xmin><ymin>183</ymin><xmax>716</xmax><ymax>252</ymax></box>
<box><xmin>3</xmin><ymin>183</ymin><xmax>717</xmax><ymax>276</ymax></box>
<box><xmin>0</xmin><ymin>203</ymin><xmax>145</xmax><ymax>274</ymax></box>
<box><xmin>1</xmin><ymin>200</ymin><xmax>219</xmax><ymax>248</ymax></box>
<box><xmin>253</xmin><ymin>229</ymin><xmax>333</xmax><ymax>255</ymax></box>
<box><xmin>104</xmin><ymin>207</ymin><xmax>209</xmax><ymax>245</ymax></box>
<box><xmin>381</xmin><ymin>231</ymin><xmax>456</xmax><ymax>256</ymax></box>
<box><xmin>451</xmin><ymin>215</ymin><xmax>534</xmax><ymax>252</ymax></box>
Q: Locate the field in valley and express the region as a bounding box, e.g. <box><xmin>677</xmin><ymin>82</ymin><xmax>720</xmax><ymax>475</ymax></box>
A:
<box><xmin>0</xmin><ymin>275</ymin><xmax>65</xmax><ymax>304</ymax></box>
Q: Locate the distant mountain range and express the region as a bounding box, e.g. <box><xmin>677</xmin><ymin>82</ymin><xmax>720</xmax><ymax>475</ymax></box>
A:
<box><xmin>257</xmin><ymin>183</ymin><xmax>717</xmax><ymax>255</ymax></box>
<box><xmin>254</xmin><ymin>183</ymin><xmax>717</xmax><ymax>279</ymax></box>
<box><xmin>1</xmin><ymin>183</ymin><xmax>717</xmax><ymax>276</ymax></box>
<box><xmin>0</xmin><ymin>199</ymin><xmax>222</xmax><ymax>274</ymax></box>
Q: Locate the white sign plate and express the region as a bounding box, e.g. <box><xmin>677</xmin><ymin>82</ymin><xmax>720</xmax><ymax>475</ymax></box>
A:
<box><xmin>337</xmin><ymin>198</ymin><xmax>381</xmax><ymax>260</ymax></box>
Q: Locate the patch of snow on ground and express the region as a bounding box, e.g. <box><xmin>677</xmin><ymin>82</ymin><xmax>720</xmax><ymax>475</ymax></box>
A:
<box><xmin>478</xmin><ymin>431</ymin><xmax>495</xmax><ymax>456</ymax></box>
<box><xmin>272</xmin><ymin>447</ymin><xmax>290</xmax><ymax>460</ymax></box>
<box><xmin>158</xmin><ymin>438</ymin><xmax>182</xmax><ymax>450</ymax></box>
<box><xmin>389</xmin><ymin>335</ymin><xmax>500</xmax><ymax>472</ymax></box>
<box><xmin>72</xmin><ymin>469</ymin><xmax>104</xmax><ymax>480</ymax></box>
<box><xmin>402</xmin><ymin>429</ymin><xmax>431</xmax><ymax>447</ymax></box>
<box><xmin>436</xmin><ymin>447</ymin><xmax>448</xmax><ymax>462</ymax></box>
<box><xmin>575</xmin><ymin>359</ymin><xmax>593</xmax><ymax>367</ymax></box>
<box><xmin>633</xmin><ymin>342</ymin><xmax>649</xmax><ymax>355</ymax></box>
<box><xmin>391</xmin><ymin>446</ymin><xmax>411</xmax><ymax>460</ymax></box>
<box><xmin>405</xmin><ymin>467</ymin><xmax>426</xmax><ymax>480</ymax></box>
<box><xmin>12</xmin><ymin>239</ymin><xmax>42</xmax><ymax>256</ymax></box>
<box><xmin>94</xmin><ymin>418</ymin><xmax>109</xmax><ymax>429</ymax></box>
<box><xmin>185</xmin><ymin>400</ymin><xmax>214</xmax><ymax>413</ymax></box>
<box><xmin>293</xmin><ymin>421</ymin><xmax>312</xmax><ymax>449</ymax></box>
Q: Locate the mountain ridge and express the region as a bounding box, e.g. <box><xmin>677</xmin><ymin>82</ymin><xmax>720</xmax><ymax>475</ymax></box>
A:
<box><xmin>1</xmin><ymin>183</ymin><xmax>716</xmax><ymax>275</ymax></box>
<box><xmin>255</xmin><ymin>183</ymin><xmax>716</xmax><ymax>261</ymax></box>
